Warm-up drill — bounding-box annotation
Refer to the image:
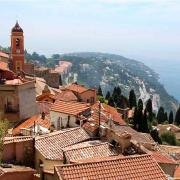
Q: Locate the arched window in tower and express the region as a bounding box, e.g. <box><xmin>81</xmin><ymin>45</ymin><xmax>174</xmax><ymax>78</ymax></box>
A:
<box><xmin>16</xmin><ymin>38</ymin><xmax>20</xmax><ymax>47</ymax></box>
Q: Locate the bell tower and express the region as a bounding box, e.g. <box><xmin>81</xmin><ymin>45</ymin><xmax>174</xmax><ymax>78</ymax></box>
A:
<box><xmin>11</xmin><ymin>21</ymin><xmax>24</xmax><ymax>73</ymax></box>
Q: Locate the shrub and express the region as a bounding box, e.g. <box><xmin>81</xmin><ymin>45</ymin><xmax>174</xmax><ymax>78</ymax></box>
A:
<box><xmin>160</xmin><ymin>131</ymin><xmax>177</xmax><ymax>146</ymax></box>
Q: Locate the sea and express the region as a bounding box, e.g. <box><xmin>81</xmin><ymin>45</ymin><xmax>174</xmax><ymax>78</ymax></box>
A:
<box><xmin>142</xmin><ymin>59</ymin><xmax>180</xmax><ymax>103</ymax></box>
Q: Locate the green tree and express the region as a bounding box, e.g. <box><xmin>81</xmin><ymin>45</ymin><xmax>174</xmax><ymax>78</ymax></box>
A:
<box><xmin>160</xmin><ymin>131</ymin><xmax>177</xmax><ymax>146</ymax></box>
<box><xmin>146</xmin><ymin>99</ymin><xmax>152</xmax><ymax>115</ymax></box>
<box><xmin>150</xmin><ymin>129</ymin><xmax>162</xmax><ymax>144</ymax></box>
<box><xmin>105</xmin><ymin>91</ymin><xmax>111</xmax><ymax>100</ymax></box>
<box><xmin>97</xmin><ymin>85</ymin><xmax>103</xmax><ymax>97</ymax></box>
<box><xmin>169</xmin><ymin>111</ymin><xmax>174</xmax><ymax>124</ymax></box>
<box><xmin>175</xmin><ymin>107</ymin><xmax>180</xmax><ymax>125</ymax></box>
<box><xmin>116</xmin><ymin>86</ymin><xmax>121</xmax><ymax>97</ymax></box>
<box><xmin>157</xmin><ymin>106</ymin><xmax>165</xmax><ymax>124</ymax></box>
<box><xmin>108</xmin><ymin>96</ymin><xmax>115</xmax><ymax>107</ymax></box>
<box><xmin>138</xmin><ymin>99</ymin><xmax>143</xmax><ymax>111</ymax></box>
<box><xmin>112</xmin><ymin>87</ymin><xmax>117</xmax><ymax>97</ymax></box>
<box><xmin>164</xmin><ymin>112</ymin><xmax>168</xmax><ymax>123</ymax></box>
<box><xmin>118</xmin><ymin>95</ymin><xmax>128</xmax><ymax>109</ymax></box>
<box><xmin>98</xmin><ymin>96</ymin><xmax>105</xmax><ymax>103</ymax></box>
<box><xmin>133</xmin><ymin>107</ymin><xmax>138</xmax><ymax>129</ymax></box>
<box><xmin>133</xmin><ymin>101</ymin><xmax>144</xmax><ymax>132</ymax></box>
<box><xmin>141</xmin><ymin>109</ymin><xmax>149</xmax><ymax>133</ymax></box>
<box><xmin>129</xmin><ymin>89</ymin><xmax>137</xmax><ymax>109</ymax></box>
<box><xmin>146</xmin><ymin>98</ymin><xmax>153</xmax><ymax>122</ymax></box>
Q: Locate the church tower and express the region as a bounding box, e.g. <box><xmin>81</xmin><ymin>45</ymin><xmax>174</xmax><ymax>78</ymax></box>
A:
<box><xmin>11</xmin><ymin>21</ymin><xmax>24</xmax><ymax>73</ymax></box>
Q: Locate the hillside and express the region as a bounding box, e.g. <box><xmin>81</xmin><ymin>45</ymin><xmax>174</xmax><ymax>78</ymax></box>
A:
<box><xmin>57</xmin><ymin>52</ymin><xmax>178</xmax><ymax>113</ymax></box>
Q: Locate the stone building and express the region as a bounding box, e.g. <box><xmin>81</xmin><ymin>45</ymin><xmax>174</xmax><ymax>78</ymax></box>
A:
<box><xmin>64</xmin><ymin>82</ymin><xmax>97</xmax><ymax>104</ymax></box>
<box><xmin>0</xmin><ymin>77</ymin><xmax>37</xmax><ymax>123</ymax></box>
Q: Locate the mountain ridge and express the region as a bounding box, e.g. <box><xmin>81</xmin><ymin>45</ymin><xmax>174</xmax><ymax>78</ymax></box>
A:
<box><xmin>57</xmin><ymin>52</ymin><xmax>178</xmax><ymax>113</ymax></box>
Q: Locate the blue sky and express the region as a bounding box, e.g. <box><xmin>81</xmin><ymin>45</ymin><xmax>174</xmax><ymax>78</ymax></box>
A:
<box><xmin>0</xmin><ymin>0</ymin><xmax>180</xmax><ymax>62</ymax></box>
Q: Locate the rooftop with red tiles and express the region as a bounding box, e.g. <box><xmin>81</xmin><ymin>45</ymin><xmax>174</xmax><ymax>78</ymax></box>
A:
<box><xmin>112</xmin><ymin>125</ymin><xmax>155</xmax><ymax>145</ymax></box>
<box><xmin>65</xmin><ymin>82</ymin><xmax>93</xmax><ymax>94</ymax></box>
<box><xmin>63</xmin><ymin>141</ymin><xmax>118</xmax><ymax>163</ymax></box>
<box><xmin>90</xmin><ymin>102</ymin><xmax>126</xmax><ymax>125</ymax></box>
<box><xmin>0</xmin><ymin>61</ymin><xmax>9</xmax><ymax>71</ymax></box>
<box><xmin>55</xmin><ymin>89</ymin><xmax>78</xmax><ymax>102</ymax></box>
<box><xmin>51</xmin><ymin>100</ymin><xmax>90</xmax><ymax>116</ymax></box>
<box><xmin>151</xmin><ymin>151</ymin><xmax>177</xmax><ymax>165</ymax></box>
<box><xmin>35</xmin><ymin>127</ymin><xmax>91</xmax><ymax>160</ymax></box>
<box><xmin>55</xmin><ymin>154</ymin><xmax>167</xmax><ymax>180</ymax></box>
<box><xmin>174</xmin><ymin>166</ymin><xmax>180</xmax><ymax>179</ymax></box>
<box><xmin>4</xmin><ymin>136</ymin><xmax>33</xmax><ymax>145</ymax></box>
<box><xmin>12</xmin><ymin>114</ymin><xmax>51</xmax><ymax>135</ymax></box>
<box><xmin>0</xmin><ymin>51</ymin><xmax>9</xmax><ymax>59</ymax></box>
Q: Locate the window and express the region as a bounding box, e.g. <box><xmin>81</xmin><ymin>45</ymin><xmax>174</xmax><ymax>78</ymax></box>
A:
<box><xmin>4</xmin><ymin>96</ymin><xmax>18</xmax><ymax>113</ymax></box>
<box><xmin>16</xmin><ymin>61</ymin><xmax>22</xmax><ymax>71</ymax></box>
<box><xmin>90</xmin><ymin>97</ymin><xmax>95</xmax><ymax>103</ymax></box>
<box><xmin>16</xmin><ymin>49</ymin><xmax>20</xmax><ymax>54</ymax></box>
<box><xmin>16</xmin><ymin>38</ymin><xmax>20</xmax><ymax>47</ymax></box>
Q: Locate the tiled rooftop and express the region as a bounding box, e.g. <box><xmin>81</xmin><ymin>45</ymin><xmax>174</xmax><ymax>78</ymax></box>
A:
<box><xmin>174</xmin><ymin>166</ymin><xmax>180</xmax><ymax>179</ymax></box>
<box><xmin>65</xmin><ymin>83</ymin><xmax>91</xmax><ymax>94</ymax></box>
<box><xmin>151</xmin><ymin>151</ymin><xmax>177</xmax><ymax>165</ymax></box>
<box><xmin>12</xmin><ymin>114</ymin><xmax>51</xmax><ymax>135</ymax></box>
<box><xmin>0</xmin><ymin>164</ymin><xmax>35</xmax><ymax>178</ymax></box>
<box><xmin>55</xmin><ymin>154</ymin><xmax>167</xmax><ymax>180</ymax></box>
<box><xmin>0</xmin><ymin>61</ymin><xmax>9</xmax><ymax>71</ymax></box>
<box><xmin>156</xmin><ymin>124</ymin><xmax>180</xmax><ymax>133</ymax></box>
<box><xmin>91</xmin><ymin>102</ymin><xmax>126</xmax><ymax>125</ymax></box>
<box><xmin>35</xmin><ymin>127</ymin><xmax>91</xmax><ymax>160</ymax></box>
<box><xmin>4</xmin><ymin>136</ymin><xmax>33</xmax><ymax>145</ymax></box>
<box><xmin>0</xmin><ymin>51</ymin><xmax>9</xmax><ymax>58</ymax></box>
<box><xmin>160</xmin><ymin>145</ymin><xmax>180</xmax><ymax>161</ymax></box>
<box><xmin>112</xmin><ymin>125</ymin><xmax>155</xmax><ymax>144</ymax></box>
<box><xmin>55</xmin><ymin>90</ymin><xmax>78</xmax><ymax>102</ymax></box>
<box><xmin>63</xmin><ymin>141</ymin><xmax>118</xmax><ymax>163</ymax></box>
<box><xmin>51</xmin><ymin>100</ymin><xmax>90</xmax><ymax>116</ymax></box>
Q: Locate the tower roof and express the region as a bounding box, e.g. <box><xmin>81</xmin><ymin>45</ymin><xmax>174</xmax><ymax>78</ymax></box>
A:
<box><xmin>12</xmin><ymin>21</ymin><xmax>23</xmax><ymax>33</ymax></box>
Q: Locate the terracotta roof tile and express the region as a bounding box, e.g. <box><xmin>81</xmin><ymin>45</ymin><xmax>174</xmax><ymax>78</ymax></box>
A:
<box><xmin>0</xmin><ymin>61</ymin><xmax>8</xmax><ymax>71</ymax></box>
<box><xmin>12</xmin><ymin>114</ymin><xmax>51</xmax><ymax>135</ymax></box>
<box><xmin>89</xmin><ymin>102</ymin><xmax>126</xmax><ymax>126</ymax></box>
<box><xmin>151</xmin><ymin>151</ymin><xmax>177</xmax><ymax>164</ymax></box>
<box><xmin>55</xmin><ymin>154</ymin><xmax>167</xmax><ymax>180</ymax></box>
<box><xmin>112</xmin><ymin>125</ymin><xmax>155</xmax><ymax>144</ymax></box>
<box><xmin>55</xmin><ymin>90</ymin><xmax>78</xmax><ymax>102</ymax></box>
<box><xmin>160</xmin><ymin>145</ymin><xmax>180</xmax><ymax>161</ymax></box>
<box><xmin>4</xmin><ymin>136</ymin><xmax>33</xmax><ymax>144</ymax></box>
<box><xmin>63</xmin><ymin>141</ymin><xmax>118</xmax><ymax>163</ymax></box>
<box><xmin>65</xmin><ymin>83</ymin><xmax>90</xmax><ymax>94</ymax></box>
<box><xmin>0</xmin><ymin>51</ymin><xmax>9</xmax><ymax>59</ymax></box>
<box><xmin>51</xmin><ymin>100</ymin><xmax>90</xmax><ymax>116</ymax></box>
<box><xmin>35</xmin><ymin>127</ymin><xmax>91</xmax><ymax>160</ymax></box>
<box><xmin>174</xmin><ymin>166</ymin><xmax>180</xmax><ymax>179</ymax></box>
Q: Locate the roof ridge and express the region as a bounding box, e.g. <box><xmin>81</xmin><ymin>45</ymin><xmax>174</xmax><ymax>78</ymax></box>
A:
<box><xmin>63</xmin><ymin>142</ymin><xmax>109</xmax><ymax>152</ymax></box>
<box><xmin>35</xmin><ymin>127</ymin><xmax>82</xmax><ymax>141</ymax></box>
<box><xmin>57</xmin><ymin>154</ymin><xmax>152</xmax><ymax>168</ymax></box>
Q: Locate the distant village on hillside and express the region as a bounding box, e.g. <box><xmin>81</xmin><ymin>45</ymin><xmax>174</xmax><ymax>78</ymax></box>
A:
<box><xmin>0</xmin><ymin>21</ymin><xmax>180</xmax><ymax>180</ymax></box>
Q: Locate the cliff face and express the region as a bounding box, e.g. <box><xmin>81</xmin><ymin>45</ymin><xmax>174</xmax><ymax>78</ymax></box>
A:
<box><xmin>59</xmin><ymin>52</ymin><xmax>178</xmax><ymax>113</ymax></box>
